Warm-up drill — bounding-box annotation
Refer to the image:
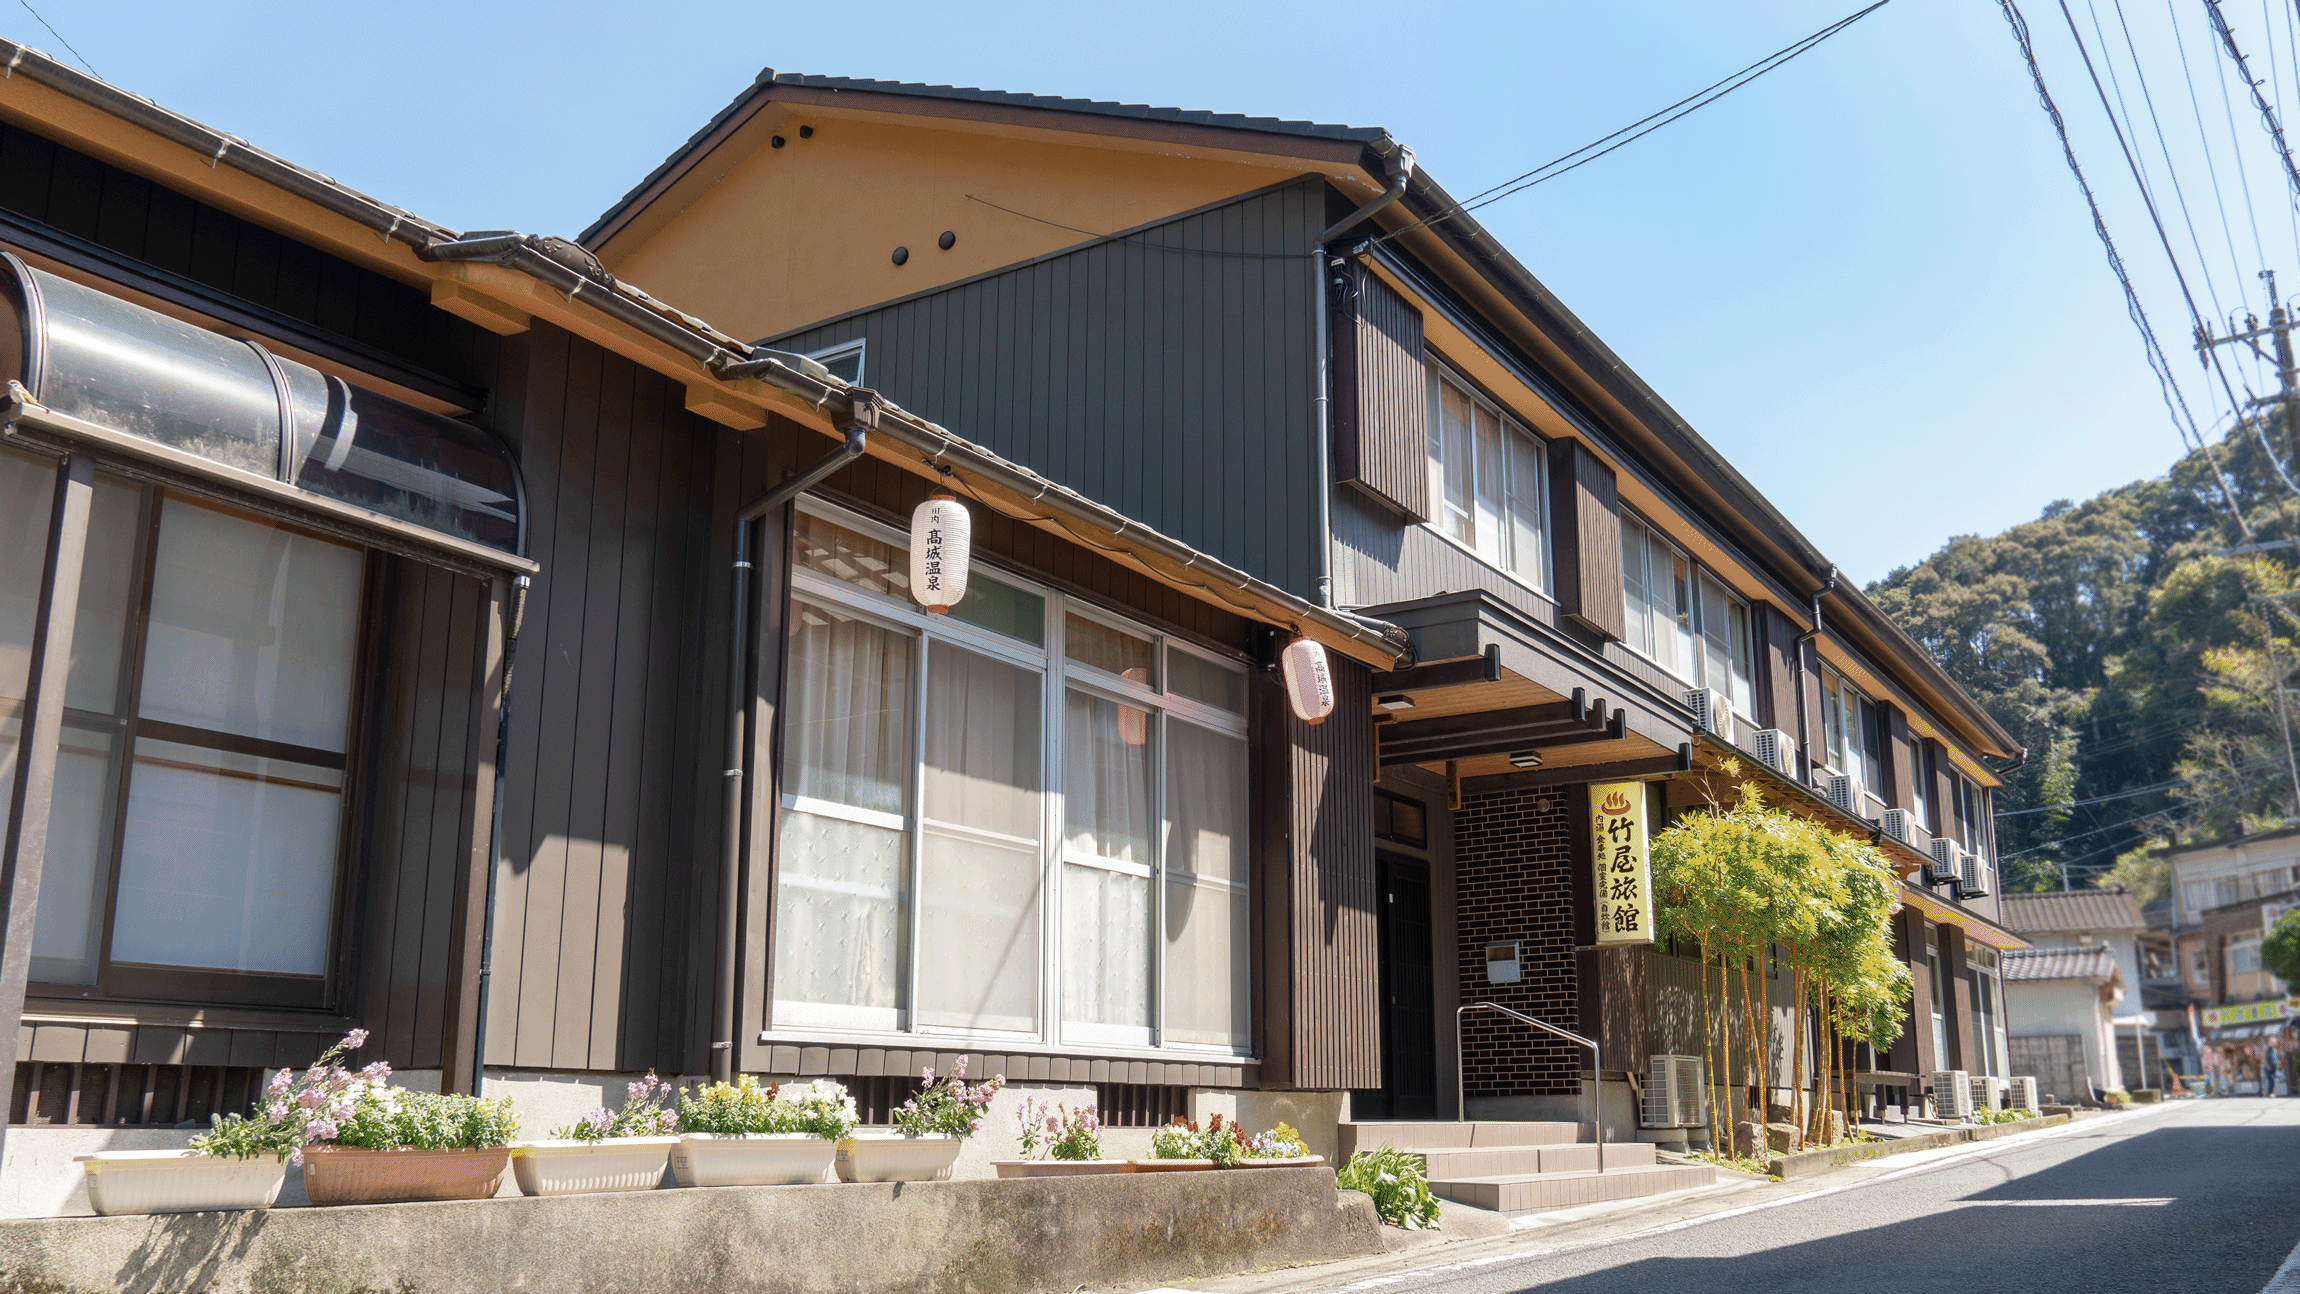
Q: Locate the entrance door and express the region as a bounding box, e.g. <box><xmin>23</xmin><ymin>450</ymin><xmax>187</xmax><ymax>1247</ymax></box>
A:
<box><xmin>1354</xmin><ymin>854</ymin><xmax>1438</xmax><ymax>1119</ymax></box>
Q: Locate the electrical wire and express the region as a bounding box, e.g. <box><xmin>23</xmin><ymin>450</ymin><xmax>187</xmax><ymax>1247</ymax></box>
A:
<box><xmin>15</xmin><ymin>0</ymin><xmax>95</xmax><ymax>80</ymax></box>
<box><xmin>1999</xmin><ymin>761</ymin><xmax>2286</xmax><ymax>857</ymax></box>
<box><xmin>1997</xmin><ymin>752</ymin><xmax>2282</xmax><ymax>814</ymax></box>
<box><xmin>1369</xmin><ymin>0</ymin><xmax>1893</xmax><ymax>248</ymax></box>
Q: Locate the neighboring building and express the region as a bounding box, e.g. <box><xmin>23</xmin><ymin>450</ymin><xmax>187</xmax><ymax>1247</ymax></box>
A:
<box><xmin>2000</xmin><ymin>891</ymin><xmax>2144</xmax><ymax>1100</ymax></box>
<box><xmin>585</xmin><ymin>72</ymin><xmax>2028</xmax><ymax>1136</ymax></box>
<box><xmin>2160</xmin><ymin>833</ymin><xmax>2298</xmax><ymax>1095</ymax></box>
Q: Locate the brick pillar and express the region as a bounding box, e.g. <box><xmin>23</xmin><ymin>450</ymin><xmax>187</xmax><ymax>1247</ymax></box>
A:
<box><xmin>1453</xmin><ymin>784</ymin><xmax>1578</xmax><ymax>1102</ymax></box>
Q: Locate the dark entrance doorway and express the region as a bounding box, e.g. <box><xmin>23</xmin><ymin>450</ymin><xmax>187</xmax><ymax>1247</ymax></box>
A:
<box><xmin>1352</xmin><ymin>853</ymin><xmax>1438</xmax><ymax>1119</ymax></box>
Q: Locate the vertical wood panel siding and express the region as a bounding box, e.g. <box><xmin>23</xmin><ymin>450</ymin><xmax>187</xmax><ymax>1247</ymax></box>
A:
<box><xmin>486</xmin><ymin>322</ymin><xmax>723</xmax><ymax>1075</ymax></box>
<box><xmin>357</xmin><ymin>560</ymin><xmax>488</xmax><ymax>1072</ymax></box>
<box><xmin>1761</xmin><ymin>606</ymin><xmax>1800</xmax><ymax>740</ymax></box>
<box><xmin>1546</xmin><ymin>441</ymin><xmax>1624</xmax><ymax>642</ymax></box>
<box><xmin>773</xmin><ymin>179</ymin><xmax>1325</xmax><ymax>599</ymax></box>
<box><xmin>0</xmin><ymin>120</ymin><xmax>495</xmax><ymax>391</ymax></box>
<box><xmin>1334</xmin><ymin>270</ymin><xmax>1429</xmax><ymax>521</ymax></box>
<box><xmin>1256</xmin><ymin>656</ymin><xmax>1381</xmax><ymax>1090</ymax></box>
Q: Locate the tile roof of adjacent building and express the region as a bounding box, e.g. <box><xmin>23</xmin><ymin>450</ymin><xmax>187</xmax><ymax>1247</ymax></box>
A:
<box><xmin>2002</xmin><ymin>946</ymin><xmax>2122</xmax><ymax>983</ymax></box>
<box><xmin>2000</xmin><ymin>890</ymin><xmax>2144</xmax><ymax>935</ymax></box>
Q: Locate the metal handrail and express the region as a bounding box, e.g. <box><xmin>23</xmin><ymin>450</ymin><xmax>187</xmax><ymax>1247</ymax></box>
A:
<box><xmin>1458</xmin><ymin>1001</ymin><xmax>1603</xmax><ymax>1144</ymax></box>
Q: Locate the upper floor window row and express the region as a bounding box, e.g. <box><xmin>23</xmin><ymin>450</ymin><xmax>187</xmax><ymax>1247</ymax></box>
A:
<box><xmin>1821</xmin><ymin>671</ymin><xmax>1883</xmax><ymax>806</ymax></box>
<box><xmin>1620</xmin><ymin>512</ymin><xmax>1754</xmax><ymax>725</ymax></box>
<box><xmin>1424</xmin><ymin>365</ymin><xmax>1548</xmax><ymax>591</ymax></box>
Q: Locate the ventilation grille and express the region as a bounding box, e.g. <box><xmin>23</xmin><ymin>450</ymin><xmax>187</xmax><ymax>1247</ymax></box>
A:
<box><xmin>1931</xmin><ymin>1070</ymin><xmax>1973</xmax><ymax>1119</ymax></box>
<box><xmin>1749</xmin><ymin>728</ymin><xmax>1797</xmax><ymax>774</ymax></box>
<box><xmin>9</xmin><ymin>1062</ymin><xmax>270</xmax><ymax>1128</ymax></box>
<box><xmin>843</xmin><ymin>1075</ymin><xmax>926</xmax><ymax>1126</ymax></box>
<box><xmin>1096</xmin><ymin>1083</ymin><xmax>1191</xmax><ymax>1128</ymax></box>
<box><xmin>1641</xmin><ymin>1053</ymin><xmax>1707</xmax><ymax>1128</ymax></box>
<box><xmin>2004</xmin><ymin>1076</ymin><xmax>2039</xmax><ymax>1112</ymax></box>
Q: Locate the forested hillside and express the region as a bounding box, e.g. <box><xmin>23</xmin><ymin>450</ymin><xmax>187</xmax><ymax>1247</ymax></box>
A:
<box><xmin>1869</xmin><ymin>423</ymin><xmax>2300</xmax><ymax>898</ymax></box>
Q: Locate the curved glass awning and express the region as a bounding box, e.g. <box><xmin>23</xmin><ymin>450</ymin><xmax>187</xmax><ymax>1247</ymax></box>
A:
<box><xmin>0</xmin><ymin>253</ymin><xmax>524</xmax><ymax>557</ymax></box>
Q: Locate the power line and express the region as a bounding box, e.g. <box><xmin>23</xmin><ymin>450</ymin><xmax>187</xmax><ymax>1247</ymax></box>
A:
<box><xmin>1368</xmin><ymin>1</ymin><xmax>1893</xmax><ymax>248</ymax></box>
<box><xmin>1997</xmin><ymin>752</ymin><xmax>2282</xmax><ymax>814</ymax></box>
<box><xmin>1999</xmin><ymin>760</ymin><xmax>2286</xmax><ymax>857</ymax></box>
<box><xmin>16</xmin><ymin>1</ymin><xmax>96</xmax><ymax>80</ymax></box>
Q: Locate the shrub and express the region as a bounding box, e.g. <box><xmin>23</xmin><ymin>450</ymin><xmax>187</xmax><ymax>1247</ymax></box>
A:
<box><xmin>674</xmin><ymin>1076</ymin><xmax>859</xmax><ymax>1139</ymax></box>
<box><xmin>554</xmin><ymin>1072</ymin><xmax>679</xmax><ymax>1141</ymax></box>
<box><xmin>892</xmin><ymin>1058</ymin><xmax>1003</xmax><ymax>1138</ymax></box>
<box><xmin>1336</xmin><ymin>1147</ymin><xmax>1441</xmax><ymax>1230</ymax></box>
<box><xmin>326</xmin><ymin>1087</ymin><xmax>520</xmax><ymax>1151</ymax></box>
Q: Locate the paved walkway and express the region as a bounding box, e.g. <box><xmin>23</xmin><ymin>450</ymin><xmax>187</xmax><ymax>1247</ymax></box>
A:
<box><xmin>1170</xmin><ymin>1100</ymin><xmax>2300</xmax><ymax>1294</ymax></box>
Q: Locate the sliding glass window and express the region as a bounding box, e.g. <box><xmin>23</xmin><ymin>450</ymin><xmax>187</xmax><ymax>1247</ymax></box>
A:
<box><xmin>1620</xmin><ymin>512</ymin><xmax>1755</xmax><ymax>724</ymax></box>
<box><xmin>772</xmin><ymin>502</ymin><xmax>1253</xmax><ymax>1054</ymax></box>
<box><xmin>1424</xmin><ymin>366</ymin><xmax>1548</xmax><ymax>591</ymax></box>
<box><xmin>4</xmin><ymin>445</ymin><xmax>365</xmax><ymax>1008</ymax></box>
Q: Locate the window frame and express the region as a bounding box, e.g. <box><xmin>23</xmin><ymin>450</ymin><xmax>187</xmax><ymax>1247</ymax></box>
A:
<box><xmin>19</xmin><ymin>467</ymin><xmax>373</xmax><ymax>1013</ymax></box>
<box><xmin>806</xmin><ymin>339</ymin><xmax>866</xmax><ymax>387</ymax></box>
<box><xmin>772</xmin><ymin>497</ymin><xmax>1255</xmax><ymax>1059</ymax></box>
<box><xmin>1421</xmin><ymin>362</ymin><xmax>1552</xmax><ymax>595</ymax></box>
<box><xmin>1620</xmin><ymin>510</ymin><xmax>1758</xmax><ymax>726</ymax></box>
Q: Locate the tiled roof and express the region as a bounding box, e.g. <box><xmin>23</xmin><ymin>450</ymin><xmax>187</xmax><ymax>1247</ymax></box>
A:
<box><xmin>2000</xmin><ymin>890</ymin><xmax>2143</xmax><ymax>934</ymax></box>
<box><xmin>583</xmin><ymin>69</ymin><xmax>1393</xmax><ymax>246</ymax></box>
<box><xmin>2001</xmin><ymin>946</ymin><xmax>2121</xmax><ymax>983</ymax></box>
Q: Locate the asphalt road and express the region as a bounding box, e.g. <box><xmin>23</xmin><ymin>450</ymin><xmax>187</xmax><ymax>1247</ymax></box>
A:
<box><xmin>1214</xmin><ymin>1100</ymin><xmax>2300</xmax><ymax>1294</ymax></box>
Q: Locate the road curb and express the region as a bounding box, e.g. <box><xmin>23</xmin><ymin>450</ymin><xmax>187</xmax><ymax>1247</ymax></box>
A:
<box><xmin>1768</xmin><ymin>1113</ymin><xmax>2073</xmax><ymax>1179</ymax></box>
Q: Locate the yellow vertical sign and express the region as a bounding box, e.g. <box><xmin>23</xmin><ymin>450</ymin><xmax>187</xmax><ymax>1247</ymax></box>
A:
<box><xmin>1591</xmin><ymin>781</ymin><xmax>1653</xmax><ymax>946</ymax></box>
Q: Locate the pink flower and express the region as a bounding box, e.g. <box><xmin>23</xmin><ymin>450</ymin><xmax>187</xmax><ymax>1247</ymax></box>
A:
<box><xmin>360</xmin><ymin>1061</ymin><xmax>391</xmax><ymax>1082</ymax></box>
<box><xmin>628</xmin><ymin>1080</ymin><xmax>648</xmax><ymax>1102</ymax></box>
<box><xmin>343</xmin><ymin>1029</ymin><xmax>369</xmax><ymax>1050</ymax></box>
<box><xmin>921</xmin><ymin>1067</ymin><xmax>935</xmax><ymax>1084</ymax></box>
<box><xmin>267</xmin><ymin>1069</ymin><xmax>293</xmax><ymax>1094</ymax></box>
<box><xmin>289</xmin><ymin>1148</ymin><xmax>305</xmax><ymax>1167</ymax></box>
<box><xmin>297</xmin><ymin>1089</ymin><xmax>326</xmax><ymax>1110</ymax></box>
<box><xmin>310</xmin><ymin>1119</ymin><xmax>339</xmax><ymax>1141</ymax></box>
<box><xmin>952</xmin><ymin>1057</ymin><xmax>968</xmax><ymax>1079</ymax></box>
<box><xmin>1044</xmin><ymin>1116</ymin><xmax>1058</xmax><ymax>1132</ymax></box>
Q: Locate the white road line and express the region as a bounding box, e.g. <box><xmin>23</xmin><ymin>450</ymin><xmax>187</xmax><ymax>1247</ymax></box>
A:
<box><xmin>1261</xmin><ymin>1110</ymin><xmax>2149</xmax><ymax>1294</ymax></box>
<box><xmin>2262</xmin><ymin>1230</ymin><xmax>2300</xmax><ymax>1294</ymax></box>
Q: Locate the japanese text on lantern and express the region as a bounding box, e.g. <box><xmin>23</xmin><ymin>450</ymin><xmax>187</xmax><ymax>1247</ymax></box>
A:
<box><xmin>921</xmin><ymin>527</ymin><xmax>945</xmax><ymax>594</ymax></box>
<box><xmin>1590</xmin><ymin>781</ymin><xmax>1654</xmax><ymax>946</ymax></box>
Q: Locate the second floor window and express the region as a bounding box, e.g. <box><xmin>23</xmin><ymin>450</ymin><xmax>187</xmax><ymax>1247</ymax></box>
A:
<box><xmin>1624</xmin><ymin>513</ymin><xmax>1754</xmax><ymax>724</ymax></box>
<box><xmin>2231</xmin><ymin>940</ymin><xmax>2263</xmax><ymax>976</ymax></box>
<box><xmin>1821</xmin><ymin>673</ymin><xmax>1883</xmax><ymax>795</ymax></box>
<box><xmin>1425</xmin><ymin>367</ymin><xmax>1547</xmax><ymax>589</ymax></box>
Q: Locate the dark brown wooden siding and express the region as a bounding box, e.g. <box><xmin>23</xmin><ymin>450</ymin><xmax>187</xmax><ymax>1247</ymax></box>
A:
<box><xmin>771</xmin><ymin>178</ymin><xmax>1325</xmax><ymax>599</ymax></box>
<box><xmin>1334</xmin><ymin>269</ymin><xmax>1429</xmax><ymax>521</ymax></box>
<box><xmin>0</xmin><ymin>119</ymin><xmax>496</xmax><ymax>396</ymax></box>
<box><xmin>356</xmin><ymin>559</ymin><xmax>493</xmax><ymax>1073</ymax></box>
<box><xmin>1760</xmin><ymin>605</ymin><xmax>1801</xmax><ymax>742</ymax></box>
<box><xmin>1547</xmin><ymin>439</ymin><xmax>1624</xmax><ymax>642</ymax></box>
<box><xmin>1256</xmin><ymin>654</ymin><xmax>1380</xmax><ymax>1090</ymax></box>
<box><xmin>486</xmin><ymin>321</ymin><xmax>727</xmax><ymax>1075</ymax></box>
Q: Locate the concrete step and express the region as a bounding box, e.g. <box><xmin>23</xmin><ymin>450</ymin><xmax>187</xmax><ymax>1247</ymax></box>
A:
<box><xmin>1413</xmin><ymin>1141</ymin><xmax>1657</xmax><ymax>1179</ymax></box>
<box><xmin>1339</xmin><ymin>1121</ymin><xmax>1585</xmax><ymax>1157</ymax></box>
<box><xmin>1429</xmin><ymin>1162</ymin><xmax>1717</xmax><ymax>1215</ymax></box>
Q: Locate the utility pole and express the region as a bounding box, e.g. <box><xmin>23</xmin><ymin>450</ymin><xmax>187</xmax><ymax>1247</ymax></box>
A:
<box><xmin>2195</xmin><ymin>270</ymin><xmax>2300</xmax><ymax>469</ymax></box>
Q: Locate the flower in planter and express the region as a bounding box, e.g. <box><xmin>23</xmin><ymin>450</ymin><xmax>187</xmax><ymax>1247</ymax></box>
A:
<box><xmin>891</xmin><ymin>1058</ymin><xmax>1004</xmax><ymax>1138</ymax></box>
<box><xmin>189</xmin><ymin>1029</ymin><xmax>386</xmax><ymax>1165</ymax></box>
<box><xmin>554</xmin><ymin>1072</ymin><xmax>680</xmax><ymax>1142</ymax></box>
<box><xmin>1245</xmin><ymin>1122</ymin><xmax>1308</xmax><ymax>1159</ymax></box>
<box><xmin>1015</xmin><ymin>1099</ymin><xmax>1104</xmax><ymax>1161</ymax></box>
<box><xmin>675</xmin><ymin>1076</ymin><xmax>860</xmax><ymax>1139</ymax></box>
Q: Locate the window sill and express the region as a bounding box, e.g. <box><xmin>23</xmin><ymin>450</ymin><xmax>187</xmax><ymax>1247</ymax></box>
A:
<box><xmin>758</xmin><ymin>1025</ymin><xmax>1255</xmax><ymax>1068</ymax></box>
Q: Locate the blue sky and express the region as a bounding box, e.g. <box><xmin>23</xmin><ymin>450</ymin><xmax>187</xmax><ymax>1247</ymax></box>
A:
<box><xmin>23</xmin><ymin>0</ymin><xmax>2265</xmax><ymax>583</ymax></box>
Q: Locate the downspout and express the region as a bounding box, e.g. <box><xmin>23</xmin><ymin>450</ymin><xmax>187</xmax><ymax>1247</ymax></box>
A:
<box><xmin>1792</xmin><ymin>567</ymin><xmax>1838</xmax><ymax>782</ymax></box>
<box><xmin>709</xmin><ymin>394</ymin><xmax>878</xmax><ymax>1082</ymax></box>
<box><xmin>469</xmin><ymin>572</ymin><xmax>529</xmax><ymax>1097</ymax></box>
<box><xmin>1314</xmin><ymin>144</ymin><xmax>1416</xmax><ymax>634</ymax></box>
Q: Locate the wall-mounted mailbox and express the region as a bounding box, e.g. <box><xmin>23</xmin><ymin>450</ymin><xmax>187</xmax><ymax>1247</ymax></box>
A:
<box><xmin>1486</xmin><ymin>941</ymin><xmax>1521</xmax><ymax>985</ymax></box>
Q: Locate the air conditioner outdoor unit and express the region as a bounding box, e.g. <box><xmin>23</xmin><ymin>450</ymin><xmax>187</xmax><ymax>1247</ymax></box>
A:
<box><xmin>2004</xmin><ymin>1076</ymin><xmax>2039</xmax><ymax>1112</ymax></box>
<box><xmin>1749</xmin><ymin>727</ymin><xmax>1797</xmax><ymax>775</ymax></box>
<box><xmin>1958</xmin><ymin>851</ymin><xmax>1991</xmax><ymax>899</ymax></box>
<box><xmin>1927</xmin><ymin>838</ymin><xmax>1961</xmax><ymax>886</ymax></box>
<box><xmin>1827</xmin><ymin>773</ymin><xmax>1867</xmax><ymax>819</ymax></box>
<box><xmin>1683</xmin><ymin>689</ymin><xmax>1734</xmax><ymax>745</ymax></box>
<box><xmin>1969</xmin><ymin>1074</ymin><xmax>2004</xmax><ymax>1114</ymax></box>
<box><xmin>1931</xmin><ymin>1070</ymin><xmax>1973</xmax><ymax>1120</ymax></box>
<box><xmin>1879</xmin><ymin>807</ymin><xmax>1917</xmax><ymax>845</ymax></box>
<box><xmin>1641</xmin><ymin>1053</ymin><xmax>1708</xmax><ymax>1129</ymax></box>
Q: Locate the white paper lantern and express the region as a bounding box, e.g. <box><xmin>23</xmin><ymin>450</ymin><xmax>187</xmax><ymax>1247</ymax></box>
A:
<box><xmin>1281</xmin><ymin>637</ymin><xmax>1336</xmax><ymax>725</ymax></box>
<box><xmin>909</xmin><ymin>494</ymin><xmax>971</xmax><ymax>614</ymax></box>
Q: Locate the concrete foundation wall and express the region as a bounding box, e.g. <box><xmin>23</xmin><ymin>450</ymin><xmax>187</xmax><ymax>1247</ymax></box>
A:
<box><xmin>0</xmin><ymin>1165</ymin><xmax>1380</xmax><ymax>1294</ymax></box>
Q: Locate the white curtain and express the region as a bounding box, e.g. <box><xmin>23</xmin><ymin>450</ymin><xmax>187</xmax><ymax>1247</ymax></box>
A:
<box><xmin>1163</xmin><ymin>720</ymin><xmax>1249</xmax><ymax>1047</ymax></box>
<box><xmin>28</xmin><ymin>729</ymin><xmax>114</xmax><ymax>983</ymax></box>
<box><xmin>1061</xmin><ymin>689</ymin><xmax>1153</xmax><ymax>1030</ymax></box>
<box><xmin>918</xmin><ymin>641</ymin><xmax>1041</xmax><ymax>1032</ymax></box>
<box><xmin>774</xmin><ymin>601</ymin><xmax>913</xmax><ymax>1022</ymax></box>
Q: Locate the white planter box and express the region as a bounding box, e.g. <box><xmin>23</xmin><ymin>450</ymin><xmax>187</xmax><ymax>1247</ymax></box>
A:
<box><xmin>509</xmin><ymin>1137</ymin><xmax>677</xmax><ymax>1196</ymax></box>
<box><xmin>835</xmin><ymin>1133</ymin><xmax>962</xmax><ymax>1183</ymax></box>
<box><xmin>74</xmin><ymin>1150</ymin><xmax>287</xmax><ymax>1216</ymax></box>
<box><xmin>671</xmin><ymin>1134</ymin><xmax>837</xmax><ymax>1187</ymax></box>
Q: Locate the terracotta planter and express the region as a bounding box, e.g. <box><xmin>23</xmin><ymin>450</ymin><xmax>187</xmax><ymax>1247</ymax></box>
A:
<box><xmin>834</xmin><ymin>1132</ymin><xmax>962</xmax><ymax>1182</ymax></box>
<box><xmin>300</xmin><ymin>1145</ymin><xmax>511</xmax><ymax>1205</ymax></box>
<box><xmin>74</xmin><ymin>1150</ymin><xmax>287</xmax><ymax>1215</ymax></box>
<box><xmin>1236</xmin><ymin>1155</ymin><xmax>1325</xmax><ymax>1169</ymax></box>
<box><xmin>990</xmin><ymin>1159</ymin><xmax>1130</xmax><ymax>1178</ymax></box>
<box><xmin>510</xmin><ymin>1137</ymin><xmax>676</xmax><ymax>1196</ymax></box>
<box><xmin>671</xmin><ymin>1134</ymin><xmax>836</xmax><ymax>1187</ymax></box>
